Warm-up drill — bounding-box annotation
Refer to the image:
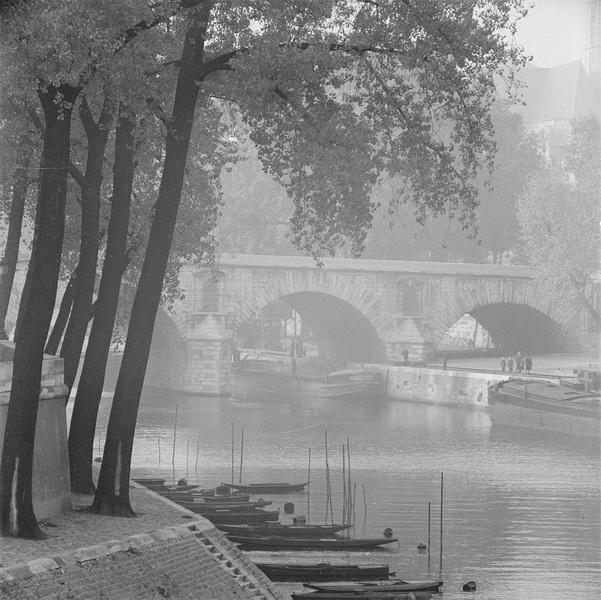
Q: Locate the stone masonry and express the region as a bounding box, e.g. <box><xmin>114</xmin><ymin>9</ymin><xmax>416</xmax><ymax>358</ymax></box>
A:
<box><xmin>0</xmin><ymin>483</ymin><xmax>282</xmax><ymax>600</ymax></box>
<box><xmin>145</xmin><ymin>254</ymin><xmax>590</xmax><ymax>394</ymax></box>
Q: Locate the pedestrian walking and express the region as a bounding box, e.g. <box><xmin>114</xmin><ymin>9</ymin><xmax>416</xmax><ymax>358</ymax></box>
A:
<box><xmin>500</xmin><ymin>356</ymin><xmax>506</xmax><ymax>372</ymax></box>
<box><xmin>524</xmin><ymin>356</ymin><xmax>532</xmax><ymax>374</ymax></box>
<box><xmin>508</xmin><ymin>357</ymin><xmax>514</xmax><ymax>372</ymax></box>
<box><xmin>515</xmin><ymin>352</ymin><xmax>523</xmax><ymax>373</ymax></box>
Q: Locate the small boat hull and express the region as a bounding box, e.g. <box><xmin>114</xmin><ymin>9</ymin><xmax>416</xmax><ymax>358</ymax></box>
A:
<box><xmin>216</xmin><ymin>523</ymin><xmax>350</xmax><ymax>538</ymax></box>
<box><xmin>220</xmin><ymin>481</ymin><xmax>310</xmax><ymax>494</ymax></box>
<box><xmin>291</xmin><ymin>592</ymin><xmax>432</xmax><ymax>600</ymax></box>
<box><xmin>199</xmin><ymin>511</ymin><xmax>280</xmax><ymax>524</ymax></box>
<box><xmin>254</xmin><ymin>562</ymin><xmax>391</xmax><ymax>582</ymax></box>
<box><xmin>197</xmin><ymin>494</ymin><xmax>251</xmax><ymax>503</ymax></box>
<box><xmin>176</xmin><ymin>500</ymin><xmax>271</xmax><ymax>512</ymax></box>
<box><xmin>226</xmin><ymin>535</ymin><xmax>398</xmax><ymax>551</ymax></box>
<box><xmin>305</xmin><ymin>579</ymin><xmax>443</xmax><ymax>593</ymax></box>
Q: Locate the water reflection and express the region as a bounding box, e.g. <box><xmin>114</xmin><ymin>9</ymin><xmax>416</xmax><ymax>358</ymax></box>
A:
<box><xmin>86</xmin><ymin>389</ymin><xmax>600</xmax><ymax>600</ymax></box>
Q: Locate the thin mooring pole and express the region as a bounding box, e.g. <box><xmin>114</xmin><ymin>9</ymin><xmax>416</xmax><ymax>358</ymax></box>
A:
<box><xmin>186</xmin><ymin>439</ymin><xmax>190</xmax><ymax>476</ymax></box>
<box><xmin>195</xmin><ymin>437</ymin><xmax>200</xmax><ymax>472</ymax></box>
<box><xmin>428</xmin><ymin>500</ymin><xmax>431</xmax><ymax>555</ymax></box>
<box><xmin>231</xmin><ymin>423</ymin><xmax>235</xmax><ymax>484</ymax></box>
<box><xmin>172</xmin><ymin>405</ymin><xmax>178</xmax><ymax>468</ymax></box>
<box><xmin>239</xmin><ymin>426</ymin><xmax>244</xmax><ymax>485</ymax></box>
<box><xmin>342</xmin><ymin>445</ymin><xmax>347</xmax><ymax>525</ymax></box>
<box><xmin>428</xmin><ymin>500</ymin><xmax>431</xmax><ymax>571</ymax></box>
<box><xmin>307</xmin><ymin>447</ymin><xmax>311</xmax><ymax>523</ymax></box>
<box><xmin>324</xmin><ymin>430</ymin><xmax>331</xmax><ymax>524</ymax></box>
<box><xmin>439</xmin><ymin>472</ymin><xmax>444</xmax><ymax>579</ymax></box>
<box><xmin>157</xmin><ymin>437</ymin><xmax>161</xmax><ymax>464</ymax></box>
<box><xmin>346</xmin><ymin>438</ymin><xmax>352</xmax><ymax>524</ymax></box>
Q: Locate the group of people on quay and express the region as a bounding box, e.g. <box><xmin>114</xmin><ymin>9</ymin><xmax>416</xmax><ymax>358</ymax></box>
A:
<box><xmin>500</xmin><ymin>352</ymin><xmax>532</xmax><ymax>374</ymax></box>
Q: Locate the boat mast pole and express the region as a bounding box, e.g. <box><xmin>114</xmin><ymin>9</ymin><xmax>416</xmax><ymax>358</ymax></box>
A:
<box><xmin>342</xmin><ymin>445</ymin><xmax>347</xmax><ymax>526</ymax></box>
<box><xmin>239</xmin><ymin>426</ymin><xmax>244</xmax><ymax>485</ymax></box>
<box><xmin>231</xmin><ymin>423</ymin><xmax>235</xmax><ymax>484</ymax></box>
<box><xmin>325</xmin><ymin>430</ymin><xmax>331</xmax><ymax>524</ymax></box>
<box><xmin>172</xmin><ymin>405</ymin><xmax>178</xmax><ymax>470</ymax></box>
<box><xmin>307</xmin><ymin>447</ymin><xmax>311</xmax><ymax>523</ymax></box>
<box><xmin>439</xmin><ymin>472</ymin><xmax>444</xmax><ymax>580</ymax></box>
<box><xmin>428</xmin><ymin>500</ymin><xmax>431</xmax><ymax>571</ymax></box>
<box><xmin>346</xmin><ymin>438</ymin><xmax>352</xmax><ymax>525</ymax></box>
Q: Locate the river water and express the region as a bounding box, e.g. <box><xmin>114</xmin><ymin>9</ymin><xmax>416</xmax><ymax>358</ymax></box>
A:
<box><xmin>92</xmin><ymin>388</ymin><xmax>600</xmax><ymax>600</ymax></box>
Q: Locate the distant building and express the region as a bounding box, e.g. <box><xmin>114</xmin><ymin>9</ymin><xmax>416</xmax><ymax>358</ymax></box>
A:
<box><xmin>515</xmin><ymin>0</ymin><xmax>601</xmax><ymax>162</ymax></box>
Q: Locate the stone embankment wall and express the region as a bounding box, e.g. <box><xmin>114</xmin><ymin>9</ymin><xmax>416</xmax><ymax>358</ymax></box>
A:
<box><xmin>376</xmin><ymin>364</ymin><xmax>507</xmax><ymax>407</ymax></box>
<box><xmin>0</xmin><ymin>519</ymin><xmax>282</xmax><ymax>600</ymax></box>
<box><xmin>0</xmin><ymin>343</ymin><xmax>70</xmax><ymax>518</ymax></box>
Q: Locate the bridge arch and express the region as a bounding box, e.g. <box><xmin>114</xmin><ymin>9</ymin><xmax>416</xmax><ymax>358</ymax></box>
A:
<box><xmin>432</xmin><ymin>277</ymin><xmax>573</xmax><ymax>353</ymax></box>
<box><xmin>225</xmin><ymin>270</ymin><xmax>388</xmax><ymax>362</ymax></box>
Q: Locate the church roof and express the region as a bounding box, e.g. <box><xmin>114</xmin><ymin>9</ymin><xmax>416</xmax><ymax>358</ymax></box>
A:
<box><xmin>516</xmin><ymin>60</ymin><xmax>600</xmax><ymax>127</ymax></box>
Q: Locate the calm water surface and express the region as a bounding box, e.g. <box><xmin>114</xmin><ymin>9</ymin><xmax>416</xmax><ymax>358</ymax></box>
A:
<box><xmin>92</xmin><ymin>389</ymin><xmax>600</xmax><ymax>600</ymax></box>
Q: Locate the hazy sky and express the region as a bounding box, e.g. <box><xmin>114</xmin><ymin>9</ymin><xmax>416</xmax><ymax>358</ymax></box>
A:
<box><xmin>515</xmin><ymin>0</ymin><xmax>589</xmax><ymax>67</ymax></box>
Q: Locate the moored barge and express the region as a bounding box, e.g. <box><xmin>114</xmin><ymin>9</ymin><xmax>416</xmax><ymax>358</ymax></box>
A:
<box><xmin>488</xmin><ymin>378</ymin><xmax>600</xmax><ymax>438</ymax></box>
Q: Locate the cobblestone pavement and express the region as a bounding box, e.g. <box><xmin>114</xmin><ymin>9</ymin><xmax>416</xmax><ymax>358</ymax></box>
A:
<box><xmin>0</xmin><ymin>483</ymin><xmax>196</xmax><ymax>568</ymax></box>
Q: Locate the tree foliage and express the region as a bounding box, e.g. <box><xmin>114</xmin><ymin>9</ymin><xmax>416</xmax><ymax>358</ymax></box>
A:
<box><xmin>517</xmin><ymin>115</ymin><xmax>601</xmax><ymax>327</ymax></box>
<box><xmin>0</xmin><ymin>0</ymin><xmax>530</xmax><ymax>532</ymax></box>
<box><xmin>362</xmin><ymin>101</ymin><xmax>543</xmax><ymax>262</ymax></box>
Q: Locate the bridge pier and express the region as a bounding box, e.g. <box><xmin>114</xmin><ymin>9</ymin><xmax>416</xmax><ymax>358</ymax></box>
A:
<box><xmin>385</xmin><ymin>318</ymin><xmax>434</xmax><ymax>363</ymax></box>
<box><xmin>183</xmin><ymin>314</ymin><xmax>232</xmax><ymax>396</ymax></box>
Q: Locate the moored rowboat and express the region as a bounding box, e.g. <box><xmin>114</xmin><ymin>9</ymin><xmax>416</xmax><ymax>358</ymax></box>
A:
<box><xmin>291</xmin><ymin>592</ymin><xmax>432</xmax><ymax>600</ymax></box>
<box><xmin>220</xmin><ymin>481</ymin><xmax>310</xmax><ymax>494</ymax></box>
<box><xmin>304</xmin><ymin>579</ymin><xmax>443</xmax><ymax>593</ymax></box>
<box><xmin>216</xmin><ymin>523</ymin><xmax>350</xmax><ymax>538</ymax></box>
<box><xmin>197</xmin><ymin>511</ymin><xmax>280</xmax><ymax>524</ymax></box>
<box><xmin>176</xmin><ymin>500</ymin><xmax>272</xmax><ymax>512</ymax></box>
<box><xmin>227</xmin><ymin>535</ymin><xmax>398</xmax><ymax>551</ymax></box>
<box><xmin>254</xmin><ymin>562</ymin><xmax>391</xmax><ymax>582</ymax></box>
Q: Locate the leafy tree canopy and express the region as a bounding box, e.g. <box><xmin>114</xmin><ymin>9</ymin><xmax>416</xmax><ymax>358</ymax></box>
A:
<box><xmin>2</xmin><ymin>0</ymin><xmax>529</xmax><ymax>263</ymax></box>
<box><xmin>517</xmin><ymin>115</ymin><xmax>600</xmax><ymax>327</ymax></box>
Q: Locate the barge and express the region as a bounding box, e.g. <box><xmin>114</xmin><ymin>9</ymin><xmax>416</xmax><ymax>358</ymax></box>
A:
<box><xmin>488</xmin><ymin>378</ymin><xmax>600</xmax><ymax>438</ymax></box>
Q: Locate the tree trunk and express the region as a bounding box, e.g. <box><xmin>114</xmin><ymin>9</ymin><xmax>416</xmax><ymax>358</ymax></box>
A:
<box><xmin>61</xmin><ymin>95</ymin><xmax>114</xmax><ymax>390</ymax></box>
<box><xmin>44</xmin><ymin>267</ymin><xmax>77</xmax><ymax>355</ymax></box>
<box><xmin>91</xmin><ymin>8</ymin><xmax>210</xmax><ymax>515</ymax></box>
<box><xmin>0</xmin><ymin>136</ymin><xmax>32</xmax><ymax>340</ymax></box>
<box><xmin>0</xmin><ymin>83</ymin><xmax>79</xmax><ymax>538</ymax></box>
<box><xmin>69</xmin><ymin>106</ymin><xmax>136</xmax><ymax>494</ymax></box>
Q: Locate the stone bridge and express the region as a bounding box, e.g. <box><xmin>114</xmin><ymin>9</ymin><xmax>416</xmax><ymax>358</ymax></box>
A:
<box><xmin>144</xmin><ymin>254</ymin><xmax>584</xmax><ymax>394</ymax></box>
<box><xmin>2</xmin><ymin>254</ymin><xmax>587</xmax><ymax>395</ymax></box>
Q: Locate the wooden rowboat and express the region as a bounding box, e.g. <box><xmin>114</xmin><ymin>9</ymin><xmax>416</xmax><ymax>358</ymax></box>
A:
<box><xmin>176</xmin><ymin>500</ymin><xmax>272</xmax><ymax>512</ymax></box>
<box><xmin>216</xmin><ymin>523</ymin><xmax>350</xmax><ymax>538</ymax></box>
<box><xmin>196</xmin><ymin>510</ymin><xmax>280</xmax><ymax>524</ymax></box>
<box><xmin>304</xmin><ymin>579</ymin><xmax>443</xmax><ymax>593</ymax></box>
<box><xmin>291</xmin><ymin>592</ymin><xmax>432</xmax><ymax>600</ymax></box>
<box><xmin>195</xmin><ymin>493</ymin><xmax>251</xmax><ymax>503</ymax></box>
<box><xmin>254</xmin><ymin>562</ymin><xmax>391</xmax><ymax>582</ymax></box>
<box><xmin>227</xmin><ymin>535</ymin><xmax>398</xmax><ymax>551</ymax></box>
<box><xmin>220</xmin><ymin>481</ymin><xmax>310</xmax><ymax>494</ymax></box>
